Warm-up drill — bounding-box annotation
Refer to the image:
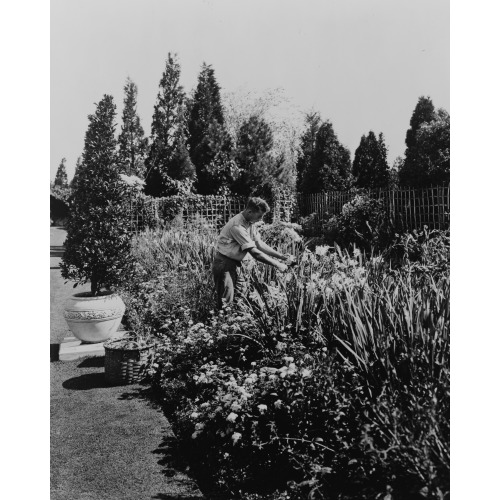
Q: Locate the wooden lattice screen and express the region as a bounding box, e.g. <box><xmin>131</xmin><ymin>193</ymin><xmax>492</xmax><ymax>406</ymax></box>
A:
<box><xmin>130</xmin><ymin>186</ymin><xmax>449</xmax><ymax>234</ymax></box>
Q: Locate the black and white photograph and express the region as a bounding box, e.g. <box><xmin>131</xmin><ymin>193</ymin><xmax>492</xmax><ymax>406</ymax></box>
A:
<box><xmin>47</xmin><ymin>1</ymin><xmax>452</xmax><ymax>499</ymax></box>
<box><xmin>7</xmin><ymin>0</ymin><xmax>495</xmax><ymax>498</ymax></box>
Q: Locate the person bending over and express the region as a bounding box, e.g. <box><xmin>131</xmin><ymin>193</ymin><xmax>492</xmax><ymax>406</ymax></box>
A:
<box><xmin>212</xmin><ymin>197</ymin><xmax>292</xmax><ymax>309</ymax></box>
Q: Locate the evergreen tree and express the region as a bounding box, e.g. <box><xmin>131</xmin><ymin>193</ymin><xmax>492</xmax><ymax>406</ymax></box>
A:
<box><xmin>188</xmin><ymin>63</ymin><xmax>235</xmax><ymax>194</ymax></box>
<box><xmin>301</xmin><ymin>121</ymin><xmax>351</xmax><ymax>193</ymax></box>
<box><xmin>232</xmin><ymin>115</ymin><xmax>275</xmax><ymax>196</ymax></box>
<box><xmin>118</xmin><ymin>77</ymin><xmax>148</xmax><ymax>177</ymax></box>
<box><xmin>352</xmin><ymin>131</ymin><xmax>390</xmax><ymax>189</ymax></box>
<box><xmin>145</xmin><ymin>54</ymin><xmax>195</xmax><ymax>197</ymax></box>
<box><xmin>399</xmin><ymin>96</ymin><xmax>436</xmax><ymax>186</ymax></box>
<box><xmin>61</xmin><ymin>95</ymin><xmax>133</xmax><ymax>296</ymax></box>
<box><xmin>296</xmin><ymin>112</ymin><xmax>321</xmax><ymax>192</ymax></box>
<box><xmin>413</xmin><ymin>108</ymin><xmax>450</xmax><ymax>185</ymax></box>
<box><xmin>54</xmin><ymin>157</ymin><xmax>69</xmax><ymax>188</ymax></box>
<box><xmin>70</xmin><ymin>156</ymin><xmax>82</xmax><ymax>190</ymax></box>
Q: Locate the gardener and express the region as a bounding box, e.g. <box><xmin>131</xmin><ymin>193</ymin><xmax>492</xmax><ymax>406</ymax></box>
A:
<box><xmin>213</xmin><ymin>197</ymin><xmax>293</xmax><ymax>309</ymax></box>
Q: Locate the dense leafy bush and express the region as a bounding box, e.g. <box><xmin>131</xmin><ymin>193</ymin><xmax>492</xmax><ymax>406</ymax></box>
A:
<box><xmin>125</xmin><ymin>224</ymin><xmax>449</xmax><ymax>499</ymax></box>
<box><xmin>60</xmin><ymin>95</ymin><xmax>134</xmax><ymax>295</ymax></box>
<box><xmin>323</xmin><ymin>193</ymin><xmax>394</xmax><ymax>252</ymax></box>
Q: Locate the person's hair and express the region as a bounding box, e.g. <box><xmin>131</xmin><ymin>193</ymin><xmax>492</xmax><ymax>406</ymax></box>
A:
<box><xmin>246</xmin><ymin>197</ymin><xmax>270</xmax><ymax>213</ymax></box>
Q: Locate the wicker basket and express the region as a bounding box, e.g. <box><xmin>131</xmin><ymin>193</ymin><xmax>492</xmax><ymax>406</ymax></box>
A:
<box><xmin>104</xmin><ymin>339</ymin><xmax>154</xmax><ymax>385</ymax></box>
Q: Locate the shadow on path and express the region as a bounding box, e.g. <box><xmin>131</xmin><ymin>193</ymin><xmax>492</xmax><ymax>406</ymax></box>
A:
<box><xmin>78</xmin><ymin>357</ymin><xmax>105</xmax><ymax>368</ymax></box>
<box><xmin>62</xmin><ymin>372</ymin><xmax>109</xmax><ymax>390</ymax></box>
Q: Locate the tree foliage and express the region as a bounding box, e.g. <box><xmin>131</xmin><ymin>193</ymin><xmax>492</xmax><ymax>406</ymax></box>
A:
<box><xmin>145</xmin><ymin>54</ymin><xmax>195</xmax><ymax>197</ymax></box>
<box><xmin>296</xmin><ymin>111</ymin><xmax>322</xmax><ymax>192</ymax></box>
<box><xmin>54</xmin><ymin>157</ymin><xmax>69</xmax><ymax>188</ymax></box>
<box><xmin>223</xmin><ymin>88</ymin><xmax>302</xmax><ymax>192</ymax></box>
<box><xmin>188</xmin><ymin>63</ymin><xmax>236</xmax><ymax>194</ymax></box>
<box><xmin>300</xmin><ymin>121</ymin><xmax>352</xmax><ymax>193</ymax></box>
<box><xmin>60</xmin><ymin>95</ymin><xmax>133</xmax><ymax>296</ymax></box>
<box><xmin>232</xmin><ymin>114</ymin><xmax>276</xmax><ymax>197</ymax></box>
<box><xmin>352</xmin><ymin>131</ymin><xmax>390</xmax><ymax>189</ymax></box>
<box><xmin>399</xmin><ymin>96</ymin><xmax>449</xmax><ymax>187</ymax></box>
<box><xmin>118</xmin><ymin>77</ymin><xmax>148</xmax><ymax>177</ymax></box>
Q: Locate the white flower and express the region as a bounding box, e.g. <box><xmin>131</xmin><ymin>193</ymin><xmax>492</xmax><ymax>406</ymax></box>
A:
<box><xmin>190</xmin><ymin>412</ymin><xmax>199</xmax><ymax>419</ymax></box>
<box><xmin>226</xmin><ymin>412</ymin><xmax>238</xmax><ymax>423</ymax></box>
<box><xmin>231</xmin><ymin>432</ymin><xmax>242</xmax><ymax>444</ymax></box>
<box><xmin>315</xmin><ymin>245</ymin><xmax>329</xmax><ymax>256</ymax></box>
<box><xmin>274</xmin><ymin>399</ymin><xmax>283</xmax><ymax>409</ymax></box>
<box><xmin>195</xmin><ymin>422</ymin><xmax>205</xmax><ymax>430</ymax></box>
<box><xmin>257</xmin><ymin>404</ymin><xmax>268</xmax><ymax>413</ymax></box>
<box><xmin>230</xmin><ymin>402</ymin><xmax>242</xmax><ymax>412</ymax></box>
<box><xmin>301</xmin><ymin>368</ymin><xmax>312</xmax><ymax>378</ymax></box>
<box><xmin>283</xmin><ymin>356</ymin><xmax>294</xmax><ymax>363</ymax></box>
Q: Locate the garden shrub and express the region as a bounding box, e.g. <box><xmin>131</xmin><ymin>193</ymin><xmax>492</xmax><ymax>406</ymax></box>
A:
<box><xmin>323</xmin><ymin>193</ymin><xmax>394</xmax><ymax>252</ymax></box>
<box><xmin>120</xmin><ymin>222</ymin><xmax>449</xmax><ymax>499</ymax></box>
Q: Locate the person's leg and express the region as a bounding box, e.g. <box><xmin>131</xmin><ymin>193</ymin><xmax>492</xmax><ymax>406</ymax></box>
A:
<box><xmin>212</xmin><ymin>255</ymin><xmax>238</xmax><ymax>309</ymax></box>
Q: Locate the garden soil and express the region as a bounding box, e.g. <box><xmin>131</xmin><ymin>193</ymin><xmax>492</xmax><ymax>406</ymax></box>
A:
<box><xmin>50</xmin><ymin>227</ymin><xmax>204</xmax><ymax>500</ymax></box>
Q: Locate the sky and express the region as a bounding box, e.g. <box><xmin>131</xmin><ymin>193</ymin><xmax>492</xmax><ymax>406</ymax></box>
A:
<box><xmin>51</xmin><ymin>0</ymin><xmax>449</xmax><ymax>181</ymax></box>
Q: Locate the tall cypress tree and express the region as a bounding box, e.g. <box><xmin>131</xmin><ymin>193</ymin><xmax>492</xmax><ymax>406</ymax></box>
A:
<box><xmin>296</xmin><ymin>111</ymin><xmax>322</xmax><ymax>192</ymax></box>
<box><xmin>301</xmin><ymin>121</ymin><xmax>351</xmax><ymax>193</ymax></box>
<box><xmin>145</xmin><ymin>53</ymin><xmax>195</xmax><ymax>197</ymax></box>
<box><xmin>118</xmin><ymin>77</ymin><xmax>148</xmax><ymax>177</ymax></box>
<box><xmin>188</xmin><ymin>63</ymin><xmax>234</xmax><ymax>194</ymax></box>
<box><xmin>352</xmin><ymin>131</ymin><xmax>390</xmax><ymax>189</ymax></box>
<box><xmin>399</xmin><ymin>96</ymin><xmax>436</xmax><ymax>187</ymax></box>
<box><xmin>54</xmin><ymin>157</ymin><xmax>69</xmax><ymax>188</ymax></box>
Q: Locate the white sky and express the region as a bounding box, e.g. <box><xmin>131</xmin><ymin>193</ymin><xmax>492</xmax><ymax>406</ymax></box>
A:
<box><xmin>51</xmin><ymin>0</ymin><xmax>449</xmax><ymax>181</ymax></box>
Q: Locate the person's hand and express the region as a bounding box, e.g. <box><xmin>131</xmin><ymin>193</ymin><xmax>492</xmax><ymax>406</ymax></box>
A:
<box><xmin>276</xmin><ymin>262</ymin><xmax>288</xmax><ymax>273</ymax></box>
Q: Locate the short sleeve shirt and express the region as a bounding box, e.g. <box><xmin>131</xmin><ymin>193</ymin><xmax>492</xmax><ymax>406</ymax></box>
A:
<box><xmin>216</xmin><ymin>212</ymin><xmax>261</xmax><ymax>261</ymax></box>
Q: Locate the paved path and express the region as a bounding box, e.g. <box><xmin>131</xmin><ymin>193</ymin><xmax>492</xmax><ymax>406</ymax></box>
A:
<box><xmin>50</xmin><ymin>227</ymin><xmax>204</xmax><ymax>500</ymax></box>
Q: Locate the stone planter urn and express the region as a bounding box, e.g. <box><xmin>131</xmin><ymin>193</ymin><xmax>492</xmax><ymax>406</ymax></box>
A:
<box><xmin>63</xmin><ymin>291</ymin><xmax>125</xmax><ymax>343</ymax></box>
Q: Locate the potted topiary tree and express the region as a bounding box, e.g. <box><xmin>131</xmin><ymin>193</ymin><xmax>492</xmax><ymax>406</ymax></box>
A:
<box><xmin>60</xmin><ymin>94</ymin><xmax>134</xmax><ymax>343</ymax></box>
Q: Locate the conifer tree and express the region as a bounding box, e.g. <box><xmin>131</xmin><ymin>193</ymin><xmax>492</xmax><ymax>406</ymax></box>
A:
<box><xmin>399</xmin><ymin>96</ymin><xmax>436</xmax><ymax>186</ymax></box>
<box><xmin>54</xmin><ymin>157</ymin><xmax>69</xmax><ymax>188</ymax></box>
<box><xmin>118</xmin><ymin>77</ymin><xmax>148</xmax><ymax>177</ymax></box>
<box><xmin>412</xmin><ymin>108</ymin><xmax>450</xmax><ymax>186</ymax></box>
<box><xmin>145</xmin><ymin>54</ymin><xmax>195</xmax><ymax>197</ymax></box>
<box><xmin>70</xmin><ymin>156</ymin><xmax>82</xmax><ymax>190</ymax></box>
<box><xmin>296</xmin><ymin>112</ymin><xmax>322</xmax><ymax>192</ymax></box>
<box><xmin>232</xmin><ymin>115</ymin><xmax>275</xmax><ymax>196</ymax></box>
<box><xmin>301</xmin><ymin>121</ymin><xmax>351</xmax><ymax>193</ymax></box>
<box><xmin>352</xmin><ymin>131</ymin><xmax>390</xmax><ymax>189</ymax></box>
<box><xmin>61</xmin><ymin>95</ymin><xmax>133</xmax><ymax>296</ymax></box>
<box><xmin>188</xmin><ymin>63</ymin><xmax>235</xmax><ymax>194</ymax></box>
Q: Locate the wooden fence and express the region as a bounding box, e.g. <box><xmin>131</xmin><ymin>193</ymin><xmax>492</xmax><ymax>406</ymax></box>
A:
<box><xmin>130</xmin><ymin>185</ymin><xmax>450</xmax><ymax>233</ymax></box>
<box><xmin>297</xmin><ymin>185</ymin><xmax>450</xmax><ymax>232</ymax></box>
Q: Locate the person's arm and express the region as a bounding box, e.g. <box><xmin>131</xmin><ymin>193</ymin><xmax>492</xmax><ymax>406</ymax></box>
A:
<box><xmin>248</xmin><ymin>247</ymin><xmax>287</xmax><ymax>271</ymax></box>
<box><xmin>255</xmin><ymin>240</ymin><xmax>287</xmax><ymax>261</ymax></box>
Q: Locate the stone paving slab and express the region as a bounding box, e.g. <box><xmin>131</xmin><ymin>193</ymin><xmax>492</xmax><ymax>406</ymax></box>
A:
<box><xmin>59</xmin><ymin>332</ymin><xmax>126</xmax><ymax>361</ymax></box>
